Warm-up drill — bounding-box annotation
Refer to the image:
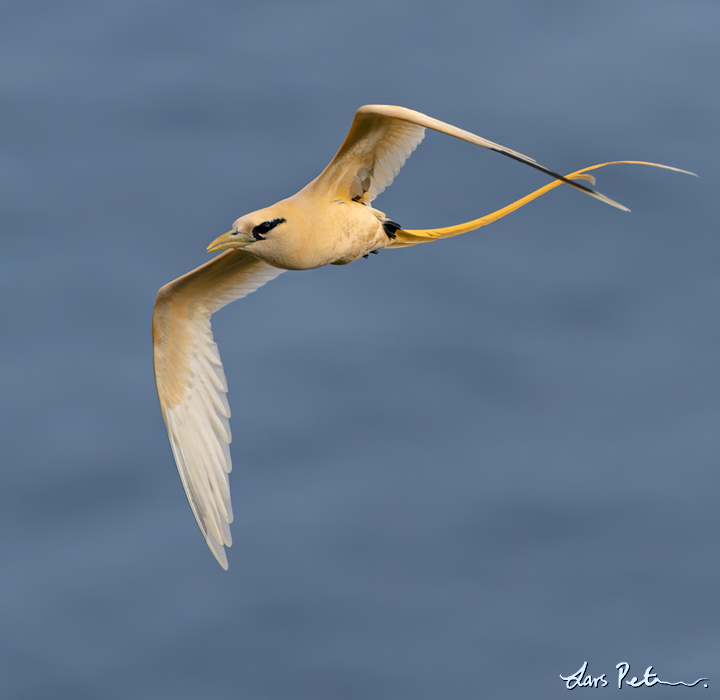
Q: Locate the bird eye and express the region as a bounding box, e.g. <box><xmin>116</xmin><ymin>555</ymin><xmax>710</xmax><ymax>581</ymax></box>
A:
<box><xmin>252</xmin><ymin>217</ymin><xmax>286</xmax><ymax>240</ymax></box>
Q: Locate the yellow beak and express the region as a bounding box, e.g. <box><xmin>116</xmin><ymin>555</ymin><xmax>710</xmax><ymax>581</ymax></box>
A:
<box><xmin>207</xmin><ymin>230</ymin><xmax>255</xmax><ymax>252</ymax></box>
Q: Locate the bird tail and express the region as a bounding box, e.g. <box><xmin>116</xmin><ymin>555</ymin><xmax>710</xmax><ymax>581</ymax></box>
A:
<box><xmin>387</xmin><ymin>161</ymin><xmax>695</xmax><ymax>248</ymax></box>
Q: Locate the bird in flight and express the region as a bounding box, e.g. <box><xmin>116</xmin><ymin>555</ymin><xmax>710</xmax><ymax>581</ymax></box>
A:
<box><xmin>152</xmin><ymin>105</ymin><xmax>692</xmax><ymax>568</ymax></box>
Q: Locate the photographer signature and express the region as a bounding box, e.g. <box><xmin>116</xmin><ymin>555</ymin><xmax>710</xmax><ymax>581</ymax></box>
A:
<box><xmin>560</xmin><ymin>661</ymin><xmax>708</xmax><ymax>689</ymax></box>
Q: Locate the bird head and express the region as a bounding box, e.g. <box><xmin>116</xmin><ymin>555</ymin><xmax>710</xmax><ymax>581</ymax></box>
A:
<box><xmin>207</xmin><ymin>209</ymin><xmax>288</xmax><ymax>252</ymax></box>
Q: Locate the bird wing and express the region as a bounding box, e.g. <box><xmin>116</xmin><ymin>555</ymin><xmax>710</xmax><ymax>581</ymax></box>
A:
<box><xmin>307</xmin><ymin>105</ymin><xmax>426</xmax><ymax>204</ymax></box>
<box><xmin>152</xmin><ymin>250</ymin><xmax>284</xmax><ymax>569</ymax></box>
<box><xmin>306</xmin><ymin>104</ymin><xmax>629</xmax><ymax>210</ymax></box>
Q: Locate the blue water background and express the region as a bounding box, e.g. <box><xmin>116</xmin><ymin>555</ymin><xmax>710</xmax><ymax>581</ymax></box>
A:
<box><xmin>1</xmin><ymin>1</ymin><xmax>718</xmax><ymax>697</ymax></box>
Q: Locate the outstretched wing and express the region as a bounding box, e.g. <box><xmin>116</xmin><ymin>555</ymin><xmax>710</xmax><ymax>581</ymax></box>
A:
<box><xmin>306</xmin><ymin>104</ymin><xmax>628</xmax><ymax>210</ymax></box>
<box><xmin>152</xmin><ymin>250</ymin><xmax>284</xmax><ymax>569</ymax></box>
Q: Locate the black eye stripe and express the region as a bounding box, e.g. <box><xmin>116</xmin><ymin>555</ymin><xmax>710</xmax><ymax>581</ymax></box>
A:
<box><xmin>252</xmin><ymin>217</ymin><xmax>286</xmax><ymax>239</ymax></box>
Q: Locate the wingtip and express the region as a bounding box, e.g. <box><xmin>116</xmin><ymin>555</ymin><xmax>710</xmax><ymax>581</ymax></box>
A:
<box><xmin>591</xmin><ymin>190</ymin><xmax>630</xmax><ymax>212</ymax></box>
<box><xmin>206</xmin><ymin>535</ymin><xmax>229</xmax><ymax>569</ymax></box>
<box><xmin>605</xmin><ymin>197</ymin><xmax>631</xmax><ymax>213</ymax></box>
<box><xmin>213</xmin><ymin>546</ymin><xmax>229</xmax><ymax>570</ymax></box>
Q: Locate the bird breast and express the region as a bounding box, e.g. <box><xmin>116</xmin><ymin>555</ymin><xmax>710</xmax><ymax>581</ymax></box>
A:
<box><xmin>246</xmin><ymin>195</ymin><xmax>391</xmax><ymax>270</ymax></box>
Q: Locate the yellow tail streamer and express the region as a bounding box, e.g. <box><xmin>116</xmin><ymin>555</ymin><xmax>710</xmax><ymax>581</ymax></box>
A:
<box><xmin>388</xmin><ymin>161</ymin><xmax>694</xmax><ymax>248</ymax></box>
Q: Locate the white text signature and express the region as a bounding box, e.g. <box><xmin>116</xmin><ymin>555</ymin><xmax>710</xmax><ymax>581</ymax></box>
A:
<box><xmin>560</xmin><ymin>661</ymin><xmax>708</xmax><ymax>689</ymax></box>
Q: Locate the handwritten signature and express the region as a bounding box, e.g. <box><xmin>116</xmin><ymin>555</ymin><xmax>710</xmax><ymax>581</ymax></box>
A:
<box><xmin>560</xmin><ymin>661</ymin><xmax>708</xmax><ymax>689</ymax></box>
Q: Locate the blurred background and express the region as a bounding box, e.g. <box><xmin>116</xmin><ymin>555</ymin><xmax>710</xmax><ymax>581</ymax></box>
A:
<box><xmin>1</xmin><ymin>1</ymin><xmax>717</xmax><ymax>697</ymax></box>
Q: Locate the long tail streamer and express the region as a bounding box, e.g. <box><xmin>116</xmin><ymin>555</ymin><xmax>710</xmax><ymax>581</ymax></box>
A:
<box><xmin>388</xmin><ymin>161</ymin><xmax>695</xmax><ymax>248</ymax></box>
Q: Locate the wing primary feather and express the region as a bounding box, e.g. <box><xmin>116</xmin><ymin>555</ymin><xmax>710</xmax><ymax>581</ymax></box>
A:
<box><xmin>166</xmin><ymin>419</ymin><xmax>229</xmax><ymax>569</ymax></box>
<box><xmin>172</xmin><ymin>429</ymin><xmax>224</xmax><ymax>546</ymax></box>
<box><xmin>308</xmin><ymin>104</ymin><xmax>635</xmax><ymax>210</ymax></box>
<box><xmin>153</xmin><ymin>250</ymin><xmax>285</xmax><ymax>568</ymax></box>
<box><xmin>493</xmin><ymin>150</ymin><xmax>630</xmax><ymax>211</ymax></box>
<box><xmin>172</xmin><ymin>409</ymin><xmax>227</xmax><ymax>543</ymax></box>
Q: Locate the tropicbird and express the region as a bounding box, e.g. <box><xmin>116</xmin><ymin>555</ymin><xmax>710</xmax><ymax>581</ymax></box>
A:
<box><xmin>152</xmin><ymin>105</ymin><xmax>692</xmax><ymax>568</ymax></box>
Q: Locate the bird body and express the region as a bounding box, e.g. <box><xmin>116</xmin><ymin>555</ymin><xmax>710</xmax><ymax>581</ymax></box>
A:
<box><xmin>224</xmin><ymin>194</ymin><xmax>394</xmax><ymax>270</ymax></box>
<box><xmin>152</xmin><ymin>104</ymin><xmax>693</xmax><ymax>568</ymax></box>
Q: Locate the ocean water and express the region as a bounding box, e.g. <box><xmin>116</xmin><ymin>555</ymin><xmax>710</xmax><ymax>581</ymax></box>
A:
<box><xmin>1</xmin><ymin>2</ymin><xmax>718</xmax><ymax>697</ymax></box>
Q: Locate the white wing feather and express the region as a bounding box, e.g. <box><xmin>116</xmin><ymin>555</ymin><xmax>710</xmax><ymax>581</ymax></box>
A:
<box><xmin>347</xmin><ymin>123</ymin><xmax>426</xmax><ymax>203</ymax></box>
<box><xmin>153</xmin><ymin>250</ymin><xmax>284</xmax><ymax>568</ymax></box>
<box><xmin>307</xmin><ymin>104</ymin><xmax>629</xmax><ymax>210</ymax></box>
